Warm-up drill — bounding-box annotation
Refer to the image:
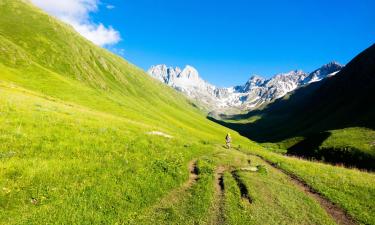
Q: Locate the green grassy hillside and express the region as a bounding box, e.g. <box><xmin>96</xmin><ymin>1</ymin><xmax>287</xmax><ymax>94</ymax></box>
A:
<box><xmin>0</xmin><ymin>0</ymin><xmax>220</xmax><ymax>136</ymax></box>
<box><xmin>0</xmin><ymin>0</ymin><xmax>374</xmax><ymax>224</ymax></box>
<box><xmin>213</xmin><ymin>44</ymin><xmax>375</xmax><ymax>170</ymax></box>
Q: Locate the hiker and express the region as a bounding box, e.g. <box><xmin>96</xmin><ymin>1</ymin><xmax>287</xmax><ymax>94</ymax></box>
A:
<box><xmin>225</xmin><ymin>133</ymin><xmax>232</xmax><ymax>149</ymax></box>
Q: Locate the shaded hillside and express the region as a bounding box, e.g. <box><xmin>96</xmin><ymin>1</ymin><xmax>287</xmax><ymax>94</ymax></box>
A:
<box><xmin>211</xmin><ymin>44</ymin><xmax>375</xmax><ymax>169</ymax></box>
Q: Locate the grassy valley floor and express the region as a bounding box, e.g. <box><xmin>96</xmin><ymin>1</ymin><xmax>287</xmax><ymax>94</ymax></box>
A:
<box><xmin>1</xmin><ymin>82</ymin><xmax>374</xmax><ymax>224</ymax></box>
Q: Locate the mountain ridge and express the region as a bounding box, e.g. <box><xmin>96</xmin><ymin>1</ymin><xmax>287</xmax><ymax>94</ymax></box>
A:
<box><xmin>148</xmin><ymin>62</ymin><xmax>343</xmax><ymax>113</ymax></box>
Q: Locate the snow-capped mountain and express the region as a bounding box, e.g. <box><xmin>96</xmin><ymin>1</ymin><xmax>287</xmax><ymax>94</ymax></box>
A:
<box><xmin>148</xmin><ymin>65</ymin><xmax>219</xmax><ymax>107</ymax></box>
<box><xmin>148</xmin><ymin>62</ymin><xmax>343</xmax><ymax>113</ymax></box>
<box><xmin>303</xmin><ymin>61</ymin><xmax>343</xmax><ymax>84</ymax></box>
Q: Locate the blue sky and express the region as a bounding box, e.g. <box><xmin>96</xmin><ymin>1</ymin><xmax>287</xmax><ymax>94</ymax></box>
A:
<box><xmin>33</xmin><ymin>0</ymin><xmax>375</xmax><ymax>87</ymax></box>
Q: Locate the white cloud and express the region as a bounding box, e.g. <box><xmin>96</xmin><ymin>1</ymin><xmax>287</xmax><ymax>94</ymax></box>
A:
<box><xmin>30</xmin><ymin>0</ymin><xmax>121</xmax><ymax>46</ymax></box>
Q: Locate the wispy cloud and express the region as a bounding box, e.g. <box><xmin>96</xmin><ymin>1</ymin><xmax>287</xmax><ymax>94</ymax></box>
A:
<box><xmin>106</xmin><ymin>5</ymin><xmax>115</xmax><ymax>10</ymax></box>
<box><xmin>30</xmin><ymin>0</ymin><xmax>121</xmax><ymax>46</ymax></box>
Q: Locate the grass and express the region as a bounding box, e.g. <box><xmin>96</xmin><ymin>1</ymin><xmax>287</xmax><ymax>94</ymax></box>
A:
<box><xmin>0</xmin><ymin>84</ymin><xmax>211</xmax><ymax>224</ymax></box>
<box><xmin>218</xmin><ymin>108</ymin><xmax>375</xmax><ymax>170</ymax></box>
<box><xmin>134</xmin><ymin>157</ymin><xmax>216</xmax><ymax>224</ymax></box>
<box><xmin>0</xmin><ymin>73</ymin><xmax>374</xmax><ymax>225</ymax></box>
<box><xmin>321</xmin><ymin>127</ymin><xmax>375</xmax><ymax>156</ymax></box>
<box><xmin>213</xmin><ymin>150</ymin><xmax>335</xmax><ymax>225</ymax></box>
<box><xmin>260</xmin><ymin>127</ymin><xmax>375</xmax><ymax>163</ymax></box>
<box><xmin>222</xmin><ymin>115</ymin><xmax>263</xmax><ymax>124</ymax></box>
<box><xmin>0</xmin><ymin>0</ymin><xmax>374</xmax><ymax>224</ymax></box>
<box><xmin>270</xmin><ymin>128</ymin><xmax>375</xmax><ymax>158</ymax></box>
<box><xmin>246</xmin><ymin>148</ymin><xmax>375</xmax><ymax>225</ymax></box>
<box><xmin>124</xmin><ymin>147</ymin><xmax>340</xmax><ymax>225</ymax></box>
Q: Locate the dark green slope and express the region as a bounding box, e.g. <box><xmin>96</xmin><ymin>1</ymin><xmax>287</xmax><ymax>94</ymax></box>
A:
<box><xmin>213</xmin><ymin>44</ymin><xmax>375</xmax><ymax>169</ymax></box>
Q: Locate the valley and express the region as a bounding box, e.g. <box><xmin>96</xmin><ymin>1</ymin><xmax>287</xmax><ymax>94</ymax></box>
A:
<box><xmin>0</xmin><ymin>0</ymin><xmax>374</xmax><ymax>224</ymax></box>
<box><xmin>211</xmin><ymin>44</ymin><xmax>375</xmax><ymax>170</ymax></box>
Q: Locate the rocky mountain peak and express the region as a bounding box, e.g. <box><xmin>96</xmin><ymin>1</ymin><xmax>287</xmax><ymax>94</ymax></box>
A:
<box><xmin>248</xmin><ymin>75</ymin><xmax>265</xmax><ymax>85</ymax></box>
<box><xmin>147</xmin><ymin>62</ymin><xmax>343</xmax><ymax>113</ymax></box>
<box><xmin>304</xmin><ymin>61</ymin><xmax>344</xmax><ymax>84</ymax></box>
<box><xmin>325</xmin><ymin>61</ymin><xmax>343</xmax><ymax>68</ymax></box>
<box><xmin>240</xmin><ymin>75</ymin><xmax>265</xmax><ymax>92</ymax></box>
<box><xmin>179</xmin><ymin>65</ymin><xmax>200</xmax><ymax>80</ymax></box>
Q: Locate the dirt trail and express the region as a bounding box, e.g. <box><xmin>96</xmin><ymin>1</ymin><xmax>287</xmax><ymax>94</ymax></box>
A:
<box><xmin>186</xmin><ymin>160</ymin><xmax>199</xmax><ymax>187</ymax></box>
<box><xmin>148</xmin><ymin>160</ymin><xmax>199</xmax><ymax>210</ymax></box>
<box><xmin>261</xmin><ymin>158</ymin><xmax>357</xmax><ymax>225</ymax></box>
<box><xmin>209</xmin><ymin>166</ymin><xmax>226</xmax><ymax>225</ymax></box>
<box><xmin>137</xmin><ymin>159</ymin><xmax>200</xmax><ymax>222</ymax></box>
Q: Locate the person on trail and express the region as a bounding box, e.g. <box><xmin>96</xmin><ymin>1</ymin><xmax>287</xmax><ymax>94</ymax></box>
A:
<box><xmin>225</xmin><ymin>133</ymin><xmax>232</xmax><ymax>149</ymax></box>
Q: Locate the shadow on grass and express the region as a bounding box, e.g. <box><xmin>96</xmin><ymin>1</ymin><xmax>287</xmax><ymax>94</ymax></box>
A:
<box><xmin>208</xmin><ymin>117</ymin><xmax>375</xmax><ymax>171</ymax></box>
<box><xmin>288</xmin><ymin>132</ymin><xmax>331</xmax><ymax>157</ymax></box>
<box><xmin>287</xmin><ymin>132</ymin><xmax>375</xmax><ymax>170</ymax></box>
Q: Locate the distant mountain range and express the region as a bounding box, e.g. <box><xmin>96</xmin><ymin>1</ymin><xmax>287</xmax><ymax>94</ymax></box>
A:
<box><xmin>148</xmin><ymin>62</ymin><xmax>343</xmax><ymax>113</ymax></box>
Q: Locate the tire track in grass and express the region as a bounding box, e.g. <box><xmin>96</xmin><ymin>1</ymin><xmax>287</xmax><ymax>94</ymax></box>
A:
<box><xmin>209</xmin><ymin>166</ymin><xmax>226</xmax><ymax>225</ymax></box>
<box><xmin>230</xmin><ymin>170</ymin><xmax>253</xmax><ymax>204</ymax></box>
<box><xmin>211</xmin><ymin>164</ymin><xmax>254</xmax><ymax>224</ymax></box>
<box><xmin>239</xmin><ymin>149</ymin><xmax>357</xmax><ymax>225</ymax></box>
<box><xmin>187</xmin><ymin>160</ymin><xmax>199</xmax><ymax>187</ymax></box>
<box><xmin>215</xmin><ymin>166</ymin><xmax>226</xmax><ymax>225</ymax></box>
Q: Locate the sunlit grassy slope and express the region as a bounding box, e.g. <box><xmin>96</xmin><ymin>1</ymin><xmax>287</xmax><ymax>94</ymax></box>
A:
<box><xmin>0</xmin><ymin>0</ymin><xmax>236</xmax><ymax>141</ymax></box>
<box><xmin>0</xmin><ymin>1</ymin><xmax>374</xmax><ymax>224</ymax></box>
<box><xmin>0</xmin><ymin>82</ymin><xmax>226</xmax><ymax>224</ymax></box>
<box><xmin>0</xmin><ymin>0</ymin><xmax>256</xmax><ymax>223</ymax></box>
